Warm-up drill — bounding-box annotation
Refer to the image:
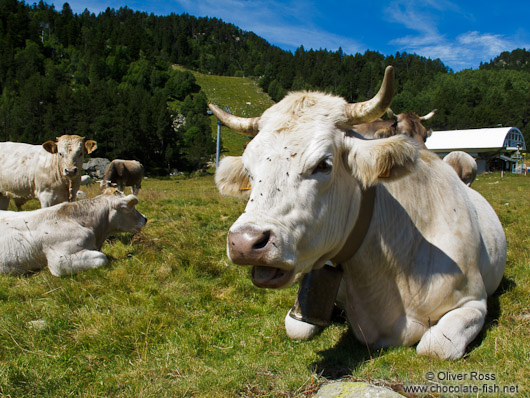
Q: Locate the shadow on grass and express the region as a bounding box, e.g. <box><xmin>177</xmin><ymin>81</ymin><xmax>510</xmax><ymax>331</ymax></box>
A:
<box><xmin>106</xmin><ymin>232</ymin><xmax>141</xmax><ymax>245</ymax></box>
<box><xmin>311</xmin><ymin>276</ymin><xmax>516</xmax><ymax>378</ymax></box>
<box><xmin>312</xmin><ymin>329</ymin><xmax>378</xmax><ymax>379</ymax></box>
<box><xmin>310</xmin><ymin>309</ymin><xmax>384</xmax><ymax>379</ymax></box>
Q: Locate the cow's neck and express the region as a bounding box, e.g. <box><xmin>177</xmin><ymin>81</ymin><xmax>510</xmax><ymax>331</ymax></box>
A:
<box><xmin>46</xmin><ymin>153</ymin><xmax>79</xmax><ymax>201</ymax></box>
<box><xmin>92</xmin><ymin>206</ymin><xmax>112</xmax><ymax>249</ymax></box>
<box><xmin>58</xmin><ymin>198</ymin><xmax>111</xmax><ymax>249</ymax></box>
<box><xmin>330</xmin><ymin>186</ymin><xmax>376</xmax><ymax>264</ymax></box>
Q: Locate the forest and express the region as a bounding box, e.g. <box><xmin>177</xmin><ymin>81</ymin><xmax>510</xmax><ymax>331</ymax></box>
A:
<box><xmin>1</xmin><ymin>0</ymin><xmax>529</xmax><ymax>173</ymax></box>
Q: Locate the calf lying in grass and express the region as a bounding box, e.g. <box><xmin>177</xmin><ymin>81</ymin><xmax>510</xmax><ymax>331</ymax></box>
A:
<box><xmin>0</xmin><ymin>190</ymin><xmax>147</xmax><ymax>276</ymax></box>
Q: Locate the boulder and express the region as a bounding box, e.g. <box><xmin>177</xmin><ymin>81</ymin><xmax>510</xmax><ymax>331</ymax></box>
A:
<box><xmin>314</xmin><ymin>382</ymin><xmax>402</xmax><ymax>398</ymax></box>
<box><xmin>83</xmin><ymin>157</ymin><xmax>110</xmax><ymax>179</ymax></box>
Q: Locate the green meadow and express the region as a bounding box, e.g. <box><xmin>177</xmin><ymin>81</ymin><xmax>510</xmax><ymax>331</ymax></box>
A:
<box><xmin>0</xmin><ymin>172</ymin><xmax>529</xmax><ymax>397</ymax></box>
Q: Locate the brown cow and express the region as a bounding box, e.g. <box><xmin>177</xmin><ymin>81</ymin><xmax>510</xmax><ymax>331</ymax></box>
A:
<box><xmin>353</xmin><ymin>109</ymin><xmax>436</xmax><ymax>149</ymax></box>
<box><xmin>101</xmin><ymin>159</ymin><xmax>144</xmax><ymax>195</ymax></box>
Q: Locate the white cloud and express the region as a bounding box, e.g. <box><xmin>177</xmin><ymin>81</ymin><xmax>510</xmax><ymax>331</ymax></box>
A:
<box><xmin>386</xmin><ymin>0</ymin><xmax>530</xmax><ymax>70</ymax></box>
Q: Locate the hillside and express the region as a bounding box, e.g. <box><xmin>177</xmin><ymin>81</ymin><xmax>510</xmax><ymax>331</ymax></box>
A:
<box><xmin>188</xmin><ymin>69</ymin><xmax>274</xmax><ymax>156</ymax></box>
<box><xmin>1</xmin><ymin>0</ymin><xmax>530</xmax><ymax>172</ymax></box>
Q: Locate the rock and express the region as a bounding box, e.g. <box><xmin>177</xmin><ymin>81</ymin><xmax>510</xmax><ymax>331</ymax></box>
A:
<box><xmin>314</xmin><ymin>381</ymin><xmax>402</xmax><ymax>398</ymax></box>
<box><xmin>83</xmin><ymin>158</ymin><xmax>110</xmax><ymax>179</ymax></box>
<box><xmin>28</xmin><ymin>319</ymin><xmax>48</xmax><ymax>330</ymax></box>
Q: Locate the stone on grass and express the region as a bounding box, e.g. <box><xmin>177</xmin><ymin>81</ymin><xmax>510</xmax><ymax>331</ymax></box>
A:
<box><xmin>314</xmin><ymin>381</ymin><xmax>402</xmax><ymax>398</ymax></box>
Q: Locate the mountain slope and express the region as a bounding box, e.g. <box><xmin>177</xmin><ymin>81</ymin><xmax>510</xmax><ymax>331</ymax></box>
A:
<box><xmin>186</xmin><ymin>68</ymin><xmax>274</xmax><ymax>156</ymax></box>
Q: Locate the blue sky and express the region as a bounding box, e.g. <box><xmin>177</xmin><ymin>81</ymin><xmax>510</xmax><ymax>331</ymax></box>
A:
<box><xmin>50</xmin><ymin>0</ymin><xmax>530</xmax><ymax>72</ymax></box>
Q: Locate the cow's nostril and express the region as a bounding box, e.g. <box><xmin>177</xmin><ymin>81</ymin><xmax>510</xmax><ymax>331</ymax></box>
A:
<box><xmin>228</xmin><ymin>227</ymin><xmax>276</xmax><ymax>266</ymax></box>
<box><xmin>252</xmin><ymin>230</ymin><xmax>271</xmax><ymax>250</ymax></box>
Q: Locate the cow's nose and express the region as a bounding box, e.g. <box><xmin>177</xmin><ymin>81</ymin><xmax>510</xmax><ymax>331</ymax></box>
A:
<box><xmin>64</xmin><ymin>167</ymin><xmax>78</xmax><ymax>176</ymax></box>
<box><xmin>228</xmin><ymin>226</ymin><xmax>273</xmax><ymax>265</ymax></box>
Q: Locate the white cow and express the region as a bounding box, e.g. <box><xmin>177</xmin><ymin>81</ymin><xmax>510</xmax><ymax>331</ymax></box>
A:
<box><xmin>444</xmin><ymin>151</ymin><xmax>477</xmax><ymax>186</ymax></box>
<box><xmin>0</xmin><ymin>190</ymin><xmax>147</xmax><ymax>276</ymax></box>
<box><xmin>210</xmin><ymin>66</ymin><xmax>506</xmax><ymax>360</ymax></box>
<box><xmin>0</xmin><ymin>135</ymin><xmax>97</xmax><ymax>210</ymax></box>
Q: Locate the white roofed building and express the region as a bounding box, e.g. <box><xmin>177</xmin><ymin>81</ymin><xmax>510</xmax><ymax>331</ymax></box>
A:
<box><xmin>426</xmin><ymin>127</ymin><xmax>526</xmax><ymax>173</ymax></box>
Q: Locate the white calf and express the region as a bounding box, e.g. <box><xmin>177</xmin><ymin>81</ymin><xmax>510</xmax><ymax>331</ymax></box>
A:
<box><xmin>0</xmin><ymin>191</ymin><xmax>146</xmax><ymax>276</ymax></box>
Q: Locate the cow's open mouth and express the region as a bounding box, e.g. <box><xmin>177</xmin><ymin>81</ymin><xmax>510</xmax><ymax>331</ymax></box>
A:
<box><xmin>251</xmin><ymin>266</ymin><xmax>294</xmax><ymax>289</ymax></box>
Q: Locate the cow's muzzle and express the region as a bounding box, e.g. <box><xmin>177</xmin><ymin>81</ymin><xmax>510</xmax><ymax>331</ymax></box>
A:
<box><xmin>228</xmin><ymin>225</ymin><xmax>274</xmax><ymax>265</ymax></box>
<box><xmin>227</xmin><ymin>225</ymin><xmax>294</xmax><ymax>288</ymax></box>
<box><xmin>64</xmin><ymin>167</ymin><xmax>78</xmax><ymax>177</ymax></box>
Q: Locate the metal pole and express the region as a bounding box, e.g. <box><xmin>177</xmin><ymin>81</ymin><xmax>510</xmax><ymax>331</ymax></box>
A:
<box><xmin>216</xmin><ymin>120</ymin><xmax>221</xmax><ymax>168</ymax></box>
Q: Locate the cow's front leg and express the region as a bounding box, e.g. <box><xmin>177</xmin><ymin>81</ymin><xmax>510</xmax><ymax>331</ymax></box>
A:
<box><xmin>416</xmin><ymin>298</ymin><xmax>487</xmax><ymax>360</ymax></box>
<box><xmin>284</xmin><ymin>264</ymin><xmax>342</xmax><ymax>340</ymax></box>
<box><xmin>46</xmin><ymin>249</ymin><xmax>109</xmax><ymax>277</ymax></box>
<box><xmin>38</xmin><ymin>189</ymin><xmax>65</xmax><ymax>208</ymax></box>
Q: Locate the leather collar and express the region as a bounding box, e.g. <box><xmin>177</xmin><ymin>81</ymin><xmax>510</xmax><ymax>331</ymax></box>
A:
<box><xmin>330</xmin><ymin>186</ymin><xmax>376</xmax><ymax>264</ymax></box>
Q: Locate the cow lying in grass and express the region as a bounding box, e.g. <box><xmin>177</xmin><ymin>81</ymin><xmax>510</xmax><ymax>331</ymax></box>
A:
<box><xmin>210</xmin><ymin>66</ymin><xmax>506</xmax><ymax>360</ymax></box>
<box><xmin>0</xmin><ymin>189</ymin><xmax>147</xmax><ymax>276</ymax></box>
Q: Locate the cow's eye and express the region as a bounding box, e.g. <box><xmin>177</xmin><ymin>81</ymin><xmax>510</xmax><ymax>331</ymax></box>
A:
<box><xmin>58</xmin><ymin>152</ymin><xmax>64</xmax><ymax>157</ymax></box>
<box><xmin>313</xmin><ymin>158</ymin><xmax>333</xmax><ymax>175</ymax></box>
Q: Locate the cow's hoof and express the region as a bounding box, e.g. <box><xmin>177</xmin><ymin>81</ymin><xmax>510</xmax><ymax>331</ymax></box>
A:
<box><xmin>284</xmin><ymin>309</ymin><xmax>322</xmax><ymax>340</ymax></box>
<box><xmin>416</xmin><ymin>328</ymin><xmax>466</xmax><ymax>360</ymax></box>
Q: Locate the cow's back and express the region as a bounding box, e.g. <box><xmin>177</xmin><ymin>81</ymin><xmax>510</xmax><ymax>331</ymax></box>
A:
<box><xmin>340</xmin><ymin>151</ymin><xmax>506</xmax><ymax>347</ymax></box>
<box><xmin>465</xmin><ymin>187</ymin><xmax>506</xmax><ymax>295</ymax></box>
<box><xmin>104</xmin><ymin>160</ymin><xmax>143</xmax><ymax>186</ymax></box>
<box><xmin>123</xmin><ymin>160</ymin><xmax>143</xmax><ymax>185</ymax></box>
<box><xmin>0</xmin><ymin>142</ymin><xmax>44</xmax><ymax>198</ymax></box>
<box><xmin>380</xmin><ymin>151</ymin><xmax>505</xmax><ymax>294</ymax></box>
<box><xmin>0</xmin><ymin>208</ymin><xmax>48</xmax><ymax>273</ymax></box>
<box><xmin>103</xmin><ymin>160</ymin><xmax>119</xmax><ymax>182</ymax></box>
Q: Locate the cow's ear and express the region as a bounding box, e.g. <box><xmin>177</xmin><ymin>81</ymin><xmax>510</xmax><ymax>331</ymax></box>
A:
<box><xmin>215</xmin><ymin>156</ymin><xmax>251</xmax><ymax>197</ymax></box>
<box><xmin>42</xmin><ymin>140</ymin><xmax>57</xmax><ymax>154</ymax></box>
<box><xmin>85</xmin><ymin>140</ymin><xmax>97</xmax><ymax>154</ymax></box>
<box><xmin>117</xmin><ymin>195</ymin><xmax>138</xmax><ymax>210</ymax></box>
<box><xmin>345</xmin><ymin>135</ymin><xmax>419</xmax><ymax>188</ymax></box>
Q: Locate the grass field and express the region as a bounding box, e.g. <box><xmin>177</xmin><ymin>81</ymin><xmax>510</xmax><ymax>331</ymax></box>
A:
<box><xmin>0</xmin><ymin>172</ymin><xmax>529</xmax><ymax>397</ymax></box>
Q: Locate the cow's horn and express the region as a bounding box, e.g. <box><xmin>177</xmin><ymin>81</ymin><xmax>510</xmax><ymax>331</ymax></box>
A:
<box><xmin>208</xmin><ymin>104</ymin><xmax>260</xmax><ymax>137</ymax></box>
<box><xmin>419</xmin><ymin>109</ymin><xmax>437</xmax><ymax>121</ymax></box>
<box><xmin>345</xmin><ymin>65</ymin><xmax>394</xmax><ymax>125</ymax></box>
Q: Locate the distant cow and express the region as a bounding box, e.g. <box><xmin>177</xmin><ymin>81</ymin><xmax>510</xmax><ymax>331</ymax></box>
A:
<box><xmin>101</xmin><ymin>160</ymin><xmax>144</xmax><ymax>195</ymax></box>
<box><xmin>0</xmin><ymin>189</ymin><xmax>147</xmax><ymax>276</ymax></box>
<box><xmin>353</xmin><ymin>109</ymin><xmax>436</xmax><ymax>149</ymax></box>
<box><xmin>444</xmin><ymin>151</ymin><xmax>477</xmax><ymax>186</ymax></box>
<box><xmin>0</xmin><ymin>135</ymin><xmax>97</xmax><ymax>210</ymax></box>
